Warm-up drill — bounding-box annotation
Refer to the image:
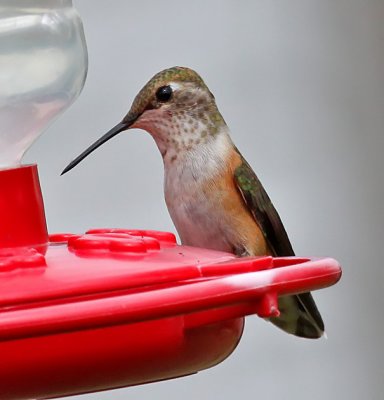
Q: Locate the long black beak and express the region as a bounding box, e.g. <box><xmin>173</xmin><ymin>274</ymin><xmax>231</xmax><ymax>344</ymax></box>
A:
<box><xmin>61</xmin><ymin>120</ymin><xmax>133</xmax><ymax>175</ymax></box>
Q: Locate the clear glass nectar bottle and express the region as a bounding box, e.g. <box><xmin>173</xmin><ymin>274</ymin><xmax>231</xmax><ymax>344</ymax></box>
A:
<box><xmin>0</xmin><ymin>0</ymin><xmax>88</xmax><ymax>168</ymax></box>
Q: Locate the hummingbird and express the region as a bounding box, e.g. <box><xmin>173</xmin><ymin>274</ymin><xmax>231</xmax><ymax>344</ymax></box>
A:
<box><xmin>62</xmin><ymin>66</ymin><xmax>324</xmax><ymax>338</ymax></box>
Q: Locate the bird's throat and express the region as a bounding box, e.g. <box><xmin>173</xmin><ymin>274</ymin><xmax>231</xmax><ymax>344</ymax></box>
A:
<box><xmin>162</xmin><ymin>125</ymin><xmax>233</xmax><ymax>177</ymax></box>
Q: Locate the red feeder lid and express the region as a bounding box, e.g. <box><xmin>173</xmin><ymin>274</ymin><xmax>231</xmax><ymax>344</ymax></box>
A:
<box><xmin>0</xmin><ymin>228</ymin><xmax>341</xmax><ymax>399</ymax></box>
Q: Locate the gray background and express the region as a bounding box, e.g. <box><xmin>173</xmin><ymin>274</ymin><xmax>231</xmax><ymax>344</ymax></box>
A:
<box><xmin>25</xmin><ymin>1</ymin><xmax>383</xmax><ymax>399</ymax></box>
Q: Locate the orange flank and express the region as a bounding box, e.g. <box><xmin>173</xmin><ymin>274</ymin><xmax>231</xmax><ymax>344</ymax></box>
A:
<box><xmin>201</xmin><ymin>148</ymin><xmax>270</xmax><ymax>256</ymax></box>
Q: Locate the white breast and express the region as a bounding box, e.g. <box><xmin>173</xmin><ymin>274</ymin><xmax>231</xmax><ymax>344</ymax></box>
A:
<box><xmin>163</xmin><ymin>130</ymin><xmax>234</xmax><ymax>250</ymax></box>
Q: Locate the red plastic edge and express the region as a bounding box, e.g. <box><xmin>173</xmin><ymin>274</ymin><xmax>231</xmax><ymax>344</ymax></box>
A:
<box><xmin>0</xmin><ymin>165</ymin><xmax>48</xmax><ymax>254</ymax></box>
<box><xmin>0</xmin><ymin>257</ymin><xmax>341</xmax><ymax>340</ymax></box>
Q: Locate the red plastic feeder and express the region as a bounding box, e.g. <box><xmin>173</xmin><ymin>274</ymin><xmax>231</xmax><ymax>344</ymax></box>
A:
<box><xmin>0</xmin><ymin>165</ymin><xmax>341</xmax><ymax>399</ymax></box>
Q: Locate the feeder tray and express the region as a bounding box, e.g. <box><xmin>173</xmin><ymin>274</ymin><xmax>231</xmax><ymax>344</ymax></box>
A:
<box><xmin>0</xmin><ymin>165</ymin><xmax>342</xmax><ymax>399</ymax></box>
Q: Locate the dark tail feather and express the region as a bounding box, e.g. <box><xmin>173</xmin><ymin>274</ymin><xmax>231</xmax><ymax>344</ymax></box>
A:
<box><xmin>269</xmin><ymin>292</ymin><xmax>325</xmax><ymax>339</ymax></box>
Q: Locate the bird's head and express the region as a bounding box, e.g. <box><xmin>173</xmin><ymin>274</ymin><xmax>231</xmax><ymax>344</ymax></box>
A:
<box><xmin>62</xmin><ymin>66</ymin><xmax>226</xmax><ymax>174</ymax></box>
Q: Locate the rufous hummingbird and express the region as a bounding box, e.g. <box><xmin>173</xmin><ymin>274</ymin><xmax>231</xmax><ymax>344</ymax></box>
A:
<box><xmin>62</xmin><ymin>66</ymin><xmax>324</xmax><ymax>338</ymax></box>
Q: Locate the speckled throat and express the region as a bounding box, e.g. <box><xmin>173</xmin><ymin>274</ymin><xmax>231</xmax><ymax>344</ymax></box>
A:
<box><xmin>132</xmin><ymin>82</ymin><xmax>228</xmax><ymax>164</ymax></box>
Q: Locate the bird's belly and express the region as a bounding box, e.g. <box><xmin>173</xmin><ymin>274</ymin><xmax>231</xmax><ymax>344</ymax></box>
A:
<box><xmin>167</xmin><ymin>197</ymin><xmax>234</xmax><ymax>252</ymax></box>
<box><xmin>164</xmin><ymin>152</ymin><xmax>270</xmax><ymax>256</ymax></box>
<box><xmin>165</xmin><ymin>180</ymin><xmax>233</xmax><ymax>251</ymax></box>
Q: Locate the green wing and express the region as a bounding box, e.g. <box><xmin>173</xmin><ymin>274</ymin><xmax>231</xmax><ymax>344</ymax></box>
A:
<box><xmin>234</xmin><ymin>154</ymin><xmax>325</xmax><ymax>338</ymax></box>
<box><xmin>234</xmin><ymin>156</ymin><xmax>294</xmax><ymax>257</ymax></box>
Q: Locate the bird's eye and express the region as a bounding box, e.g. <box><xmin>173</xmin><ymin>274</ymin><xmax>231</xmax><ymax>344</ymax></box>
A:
<box><xmin>156</xmin><ymin>85</ymin><xmax>173</xmax><ymax>102</ymax></box>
